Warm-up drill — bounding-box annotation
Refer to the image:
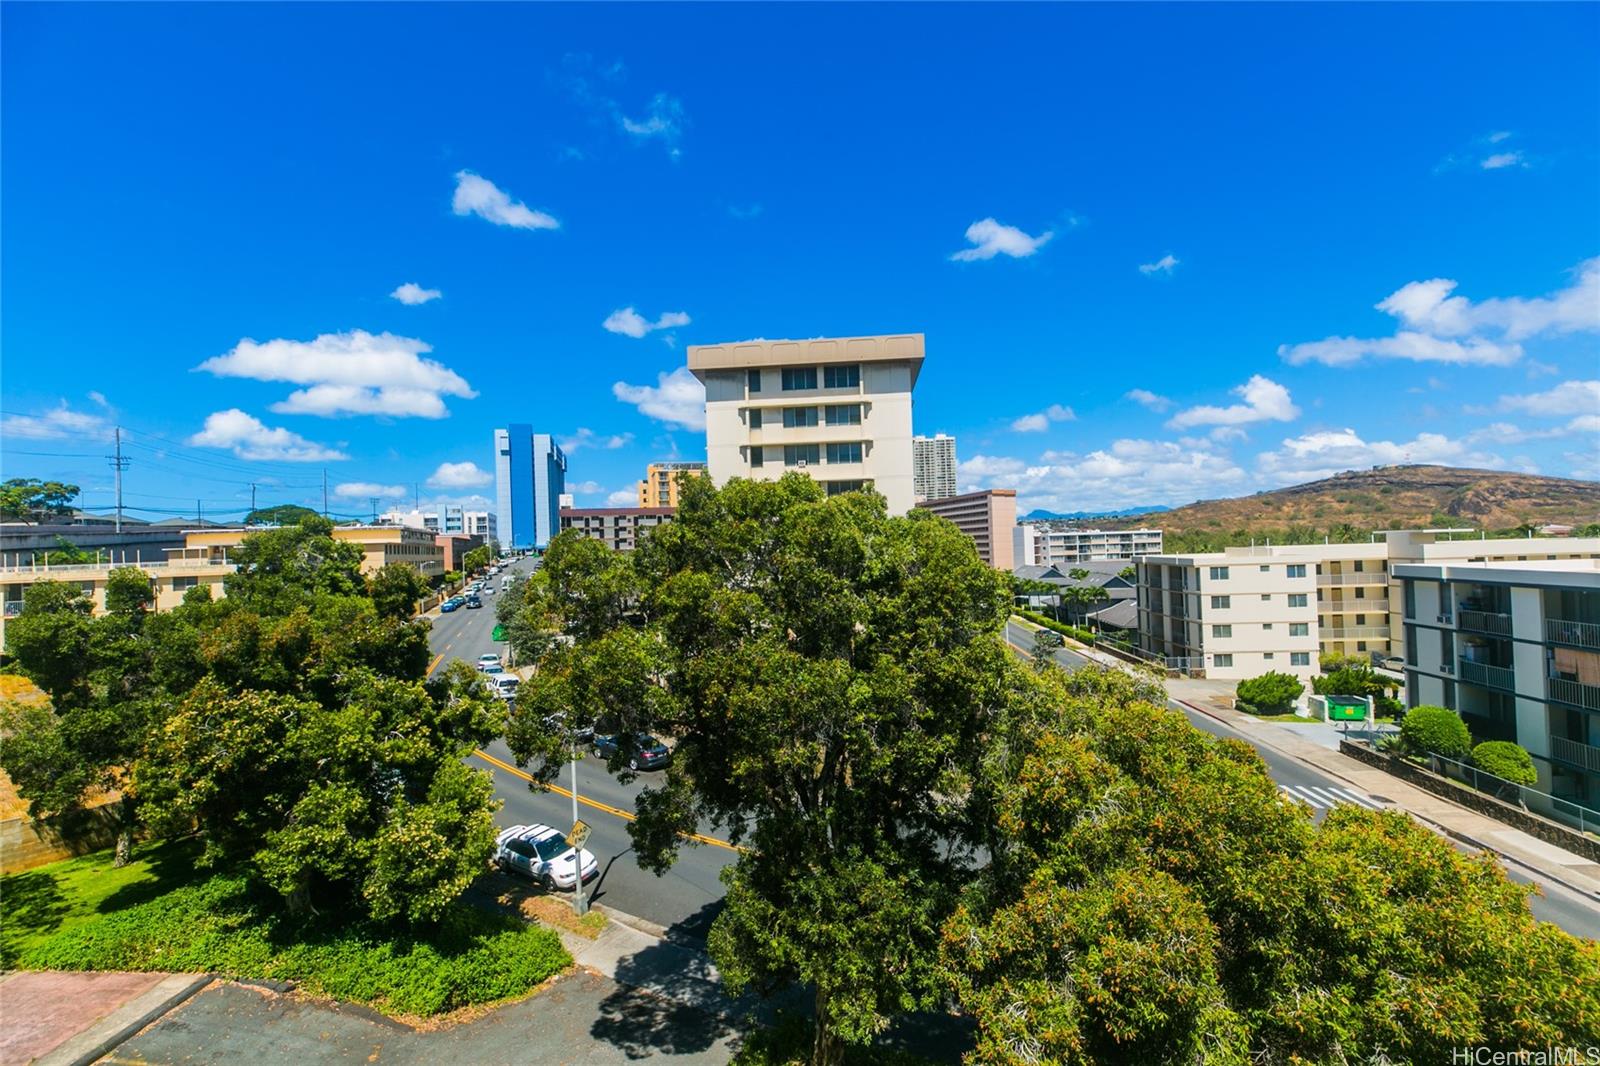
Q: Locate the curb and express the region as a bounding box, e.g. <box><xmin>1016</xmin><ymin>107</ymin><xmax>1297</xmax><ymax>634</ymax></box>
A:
<box><xmin>36</xmin><ymin>973</ymin><xmax>213</xmax><ymax>1066</ymax></box>
<box><xmin>1175</xmin><ymin>698</ymin><xmax>1600</xmax><ymax>904</ymax></box>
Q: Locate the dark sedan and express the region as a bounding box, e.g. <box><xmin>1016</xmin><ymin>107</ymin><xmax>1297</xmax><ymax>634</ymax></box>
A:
<box><xmin>592</xmin><ymin>732</ymin><xmax>671</xmax><ymax>771</ymax></box>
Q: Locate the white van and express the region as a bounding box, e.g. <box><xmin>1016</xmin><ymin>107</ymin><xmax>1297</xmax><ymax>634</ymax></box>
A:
<box><xmin>494</xmin><ymin>676</ymin><xmax>520</xmax><ymax>701</ymax></box>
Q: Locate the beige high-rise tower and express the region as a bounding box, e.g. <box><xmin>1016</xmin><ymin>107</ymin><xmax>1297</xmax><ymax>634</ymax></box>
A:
<box><xmin>687</xmin><ymin>333</ymin><xmax>922</xmax><ymax>514</ymax></box>
<box><xmin>636</xmin><ymin>461</ymin><xmax>707</xmax><ymax>507</ymax></box>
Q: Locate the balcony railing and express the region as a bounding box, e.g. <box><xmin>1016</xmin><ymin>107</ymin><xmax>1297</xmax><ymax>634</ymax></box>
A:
<box><xmin>1549</xmin><ymin>676</ymin><xmax>1600</xmax><ymax>712</ymax></box>
<box><xmin>1457</xmin><ymin>609</ymin><xmax>1513</xmax><ymax>636</ymax></box>
<box><xmin>1322</xmin><ymin>600</ymin><xmax>1389</xmax><ymax>615</ymax></box>
<box><xmin>1317</xmin><ymin>571</ymin><xmax>1388</xmax><ymax>586</ymax></box>
<box><xmin>1320</xmin><ymin>626</ymin><xmax>1392</xmax><ymax>640</ymax></box>
<box><xmin>1546</xmin><ymin>617</ymin><xmax>1600</xmax><ymax>650</ymax></box>
<box><xmin>1550</xmin><ymin>735</ymin><xmax>1600</xmax><ymax>775</ymax></box>
<box><xmin>1458</xmin><ymin>659</ymin><xmax>1515</xmax><ymax>691</ymax></box>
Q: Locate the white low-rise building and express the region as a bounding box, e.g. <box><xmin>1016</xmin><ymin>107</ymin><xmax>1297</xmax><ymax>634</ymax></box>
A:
<box><xmin>1014</xmin><ymin>523</ymin><xmax>1163</xmax><ymax>566</ymax></box>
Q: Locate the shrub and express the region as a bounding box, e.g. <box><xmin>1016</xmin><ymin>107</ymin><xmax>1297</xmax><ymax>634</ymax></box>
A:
<box><xmin>1016</xmin><ymin>609</ymin><xmax>1095</xmax><ymax>645</ymax></box>
<box><xmin>1234</xmin><ymin>672</ymin><xmax>1304</xmax><ymax>715</ymax></box>
<box><xmin>1399</xmin><ymin>705</ymin><xmax>1472</xmax><ymax>760</ymax></box>
<box><xmin>1471</xmin><ymin>741</ymin><xmax>1537</xmax><ymax>787</ymax></box>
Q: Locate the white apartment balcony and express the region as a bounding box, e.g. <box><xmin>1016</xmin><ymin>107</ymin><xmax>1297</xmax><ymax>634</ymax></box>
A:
<box><xmin>1320</xmin><ymin>625</ymin><xmax>1392</xmax><ymax>640</ymax></box>
<box><xmin>1321</xmin><ymin>599</ymin><xmax>1389</xmax><ymax>614</ymax></box>
<box><xmin>1546</xmin><ymin>617</ymin><xmax>1600</xmax><ymax>650</ymax></box>
<box><xmin>1549</xmin><ymin>676</ymin><xmax>1600</xmax><ymax>712</ymax></box>
<box><xmin>1317</xmin><ymin>571</ymin><xmax>1388</xmax><ymax>586</ymax></box>
<box><xmin>1457</xmin><ymin>608</ymin><xmax>1513</xmax><ymax>636</ymax></box>
<box><xmin>1458</xmin><ymin>659</ymin><xmax>1515</xmax><ymax>692</ymax></box>
<box><xmin>1550</xmin><ymin>736</ymin><xmax>1600</xmax><ymax>775</ymax></box>
<box><xmin>748</xmin><ymin>424</ymin><xmax>875</xmax><ymax>447</ymax></box>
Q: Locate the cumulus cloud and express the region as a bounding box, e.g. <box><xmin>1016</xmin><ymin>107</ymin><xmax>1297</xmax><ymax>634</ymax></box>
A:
<box><xmin>1481</xmin><ymin>151</ymin><xmax>1527</xmax><ymax>171</ymax></box>
<box><xmin>1280</xmin><ymin>258</ymin><xmax>1598</xmax><ymax>367</ymax></box>
<box><xmin>390</xmin><ymin>282</ymin><xmax>441</xmax><ymax>306</ymax></box>
<box><xmin>613</xmin><ymin>366</ymin><xmax>706</xmax><ymax>430</ymax></box>
<box><xmin>960</xmin><ymin>438</ymin><xmax>1248</xmax><ymax>513</ymax></box>
<box><xmin>1255</xmin><ymin>428</ymin><xmax>1505</xmax><ymax>484</ymax></box>
<box><xmin>568</xmin><ymin>480</ymin><xmax>605</xmax><ymax>495</ymax></box>
<box><xmin>607</xmin><ymin>489</ymin><xmax>638</xmax><ymax>506</ymax></box>
<box><xmin>1496</xmin><ymin>380</ymin><xmax>1600</xmax><ymax>417</ymax></box>
<box><xmin>553</xmin><ymin>54</ymin><xmax>687</xmax><ymax>158</ymax></box>
<box><xmin>1010</xmin><ymin>404</ymin><xmax>1076</xmax><ymax>432</ymax></box>
<box><xmin>188</xmin><ymin>409</ymin><xmax>347</xmax><ymax>462</ymax></box>
<box><xmin>1</xmin><ymin>401</ymin><xmax>112</xmax><ymax>441</ymax></box>
<box><xmin>451</xmin><ymin>171</ymin><xmax>559</xmax><ymax>230</ymax></box>
<box><xmin>1125</xmin><ymin>389</ymin><xmax>1172</xmax><ymax>412</ymax></box>
<box><xmin>335</xmin><ymin>482</ymin><xmax>406</xmax><ymax>499</ymax></box>
<box><xmin>1167</xmin><ymin>375</ymin><xmax>1300</xmax><ymax>430</ymax></box>
<box><xmin>620</xmin><ymin>92</ymin><xmax>686</xmax><ymax>152</ymax></box>
<box><xmin>1139</xmin><ymin>253</ymin><xmax>1180</xmax><ymax>276</ymax></box>
<box><xmin>602</xmin><ymin>307</ymin><xmax>692</xmax><ymax>339</ymax></box>
<box><xmin>427</xmin><ymin>461</ymin><xmax>493</xmax><ymax>489</ymax></box>
<box><xmin>950</xmin><ymin>218</ymin><xmax>1053</xmax><ymax>262</ymax></box>
<box><xmin>559</xmin><ymin>427</ymin><xmax>634</xmax><ymax>452</ymax></box>
<box><xmin>196</xmin><ymin>330</ymin><xmax>476</xmax><ymax>419</ymax></box>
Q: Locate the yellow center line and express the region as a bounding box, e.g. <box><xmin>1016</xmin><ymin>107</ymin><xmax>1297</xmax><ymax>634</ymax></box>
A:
<box><xmin>427</xmin><ymin>653</ymin><xmax>445</xmax><ymax>676</ymax></box>
<box><xmin>471</xmin><ymin>748</ymin><xmax>742</xmax><ymax>853</ymax></box>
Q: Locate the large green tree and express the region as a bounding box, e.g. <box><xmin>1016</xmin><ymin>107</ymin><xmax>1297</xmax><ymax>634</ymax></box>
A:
<box><xmin>505</xmin><ymin>474</ymin><xmax>1025</xmax><ymax>1063</ymax></box>
<box><xmin>0</xmin><ymin>477</ymin><xmax>80</xmax><ymax>521</ymax></box>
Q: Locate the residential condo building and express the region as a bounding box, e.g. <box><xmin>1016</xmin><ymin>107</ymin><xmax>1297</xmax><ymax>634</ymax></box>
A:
<box><xmin>912</xmin><ymin>434</ymin><xmax>957</xmax><ymax>502</ymax></box>
<box><xmin>1014</xmin><ymin>523</ymin><xmax>1164</xmax><ymax>566</ymax></box>
<box><xmin>559</xmin><ymin>507</ymin><xmax>675</xmax><ymax>552</ymax></box>
<box><xmin>494</xmin><ymin>426</ymin><xmax>567</xmax><ymax>551</ymax></box>
<box><xmin>688</xmin><ymin>333</ymin><xmax>922</xmax><ymax>515</ymax></box>
<box><xmin>915</xmin><ymin>489</ymin><xmax>1016</xmax><ymax>569</ymax></box>
<box><xmin>1396</xmin><ymin>559</ymin><xmax>1600</xmax><ymax>814</ymax></box>
<box><xmin>637</xmin><ymin>462</ymin><xmax>707</xmax><ymax>508</ymax></box>
<box><xmin>378</xmin><ymin>507</ymin><xmax>497</xmax><ymax>542</ymax></box>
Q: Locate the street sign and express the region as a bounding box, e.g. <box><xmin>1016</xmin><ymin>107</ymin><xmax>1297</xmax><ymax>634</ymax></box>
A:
<box><xmin>568</xmin><ymin>819</ymin><xmax>591</xmax><ymax>851</ymax></box>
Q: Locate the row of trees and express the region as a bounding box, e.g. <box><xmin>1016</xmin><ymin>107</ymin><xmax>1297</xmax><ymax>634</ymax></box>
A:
<box><xmin>1</xmin><ymin>516</ymin><xmax>503</xmax><ymax>925</ymax></box>
<box><xmin>494</xmin><ymin>473</ymin><xmax>1598</xmax><ymax>1064</ymax></box>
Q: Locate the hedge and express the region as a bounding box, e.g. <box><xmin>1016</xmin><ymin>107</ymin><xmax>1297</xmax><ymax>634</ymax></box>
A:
<box><xmin>1471</xmin><ymin>740</ymin><xmax>1538</xmax><ymax>787</ymax></box>
<box><xmin>1017</xmin><ymin>610</ymin><xmax>1096</xmax><ymax>645</ymax></box>
<box><xmin>1399</xmin><ymin>705</ymin><xmax>1473</xmax><ymax>760</ymax></box>
<box><xmin>1235</xmin><ymin>671</ymin><xmax>1305</xmax><ymax>716</ymax></box>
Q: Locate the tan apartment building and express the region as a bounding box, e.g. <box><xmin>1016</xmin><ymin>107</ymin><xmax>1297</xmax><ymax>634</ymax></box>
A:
<box><xmin>560</xmin><ymin>507</ymin><xmax>674</xmax><ymax>552</ymax></box>
<box><xmin>1</xmin><ymin>556</ymin><xmax>235</xmax><ymax>646</ymax></box>
<box><xmin>168</xmin><ymin>525</ymin><xmax>445</xmax><ymax>579</ymax></box>
<box><xmin>1137</xmin><ymin>532</ymin><xmax>1600</xmax><ymax>680</ymax></box>
<box><xmin>915</xmin><ymin>489</ymin><xmax>1016</xmax><ymax>569</ymax></box>
<box><xmin>688</xmin><ymin>334</ymin><xmax>922</xmax><ymax>515</ymax></box>
<box><xmin>637</xmin><ymin>462</ymin><xmax>707</xmax><ymax>508</ymax></box>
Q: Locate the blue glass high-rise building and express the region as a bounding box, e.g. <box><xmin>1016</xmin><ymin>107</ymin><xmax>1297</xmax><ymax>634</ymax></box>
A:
<box><xmin>493</xmin><ymin>426</ymin><xmax>567</xmax><ymax>550</ymax></box>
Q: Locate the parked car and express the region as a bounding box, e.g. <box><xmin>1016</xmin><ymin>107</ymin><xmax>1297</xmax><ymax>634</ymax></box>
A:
<box><xmin>593</xmin><ymin>732</ymin><xmax>671</xmax><ymax>771</ymax></box>
<box><xmin>440</xmin><ymin>597</ymin><xmax>464</xmax><ymax>613</ymax></box>
<box><xmin>476</xmin><ymin>654</ymin><xmax>502</xmax><ymax>671</ymax></box>
<box><xmin>493</xmin><ymin>824</ymin><xmax>598</xmax><ymax>890</ymax></box>
<box><xmin>494</xmin><ymin>676</ymin><xmax>520</xmax><ymax>701</ymax></box>
<box><xmin>466</xmin><ymin>595</ymin><xmax>483</xmax><ymax>609</ymax></box>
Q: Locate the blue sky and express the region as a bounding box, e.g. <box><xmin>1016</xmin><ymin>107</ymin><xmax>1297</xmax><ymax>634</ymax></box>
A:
<box><xmin>3</xmin><ymin>3</ymin><xmax>1596</xmax><ymax>521</ymax></box>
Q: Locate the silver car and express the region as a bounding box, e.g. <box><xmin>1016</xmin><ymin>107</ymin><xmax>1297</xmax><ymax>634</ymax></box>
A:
<box><xmin>494</xmin><ymin>824</ymin><xmax>598</xmax><ymax>890</ymax></box>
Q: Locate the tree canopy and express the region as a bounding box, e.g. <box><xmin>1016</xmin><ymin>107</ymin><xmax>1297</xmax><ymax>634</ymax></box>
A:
<box><xmin>244</xmin><ymin>503</ymin><xmax>320</xmax><ymax>526</ymax></box>
<box><xmin>0</xmin><ymin>478</ymin><xmax>80</xmax><ymax>522</ymax></box>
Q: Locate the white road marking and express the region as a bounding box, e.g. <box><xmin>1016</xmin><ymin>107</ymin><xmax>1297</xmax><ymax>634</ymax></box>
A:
<box><xmin>1279</xmin><ymin>784</ymin><xmax>1384</xmax><ymax>810</ymax></box>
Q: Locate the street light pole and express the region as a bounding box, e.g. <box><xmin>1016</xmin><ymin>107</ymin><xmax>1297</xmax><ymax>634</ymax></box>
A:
<box><xmin>571</xmin><ymin>746</ymin><xmax>587</xmax><ymax>916</ymax></box>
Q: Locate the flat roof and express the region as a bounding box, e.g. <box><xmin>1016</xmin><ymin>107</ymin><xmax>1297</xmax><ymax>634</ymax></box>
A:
<box><xmin>560</xmin><ymin>507</ymin><xmax>676</xmax><ymax>517</ymax></box>
<box><xmin>687</xmin><ymin>333</ymin><xmax>924</xmax><ymax>386</ymax></box>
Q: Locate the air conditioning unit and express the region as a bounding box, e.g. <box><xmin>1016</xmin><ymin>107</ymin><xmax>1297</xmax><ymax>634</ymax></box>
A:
<box><xmin>1441</xmin><ymin>664</ymin><xmax>1454</xmax><ymax>674</ymax></box>
<box><xmin>1436</xmin><ymin>615</ymin><xmax>1448</xmax><ymax>623</ymax></box>
<box><xmin>797</xmin><ymin>459</ymin><xmax>808</xmax><ymax>469</ymax></box>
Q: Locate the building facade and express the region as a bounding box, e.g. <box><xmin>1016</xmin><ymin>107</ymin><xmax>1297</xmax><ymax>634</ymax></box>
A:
<box><xmin>912</xmin><ymin>434</ymin><xmax>957</xmax><ymax>502</ymax></box>
<box><xmin>914</xmin><ymin>488</ymin><xmax>1016</xmax><ymax>569</ymax></box>
<box><xmin>436</xmin><ymin>533</ymin><xmax>486</xmax><ymax>572</ymax></box>
<box><xmin>559</xmin><ymin>507</ymin><xmax>674</xmax><ymax>552</ymax></box>
<box><xmin>637</xmin><ymin>462</ymin><xmax>707</xmax><ymax>508</ymax></box>
<box><xmin>494</xmin><ymin>426</ymin><xmax>567</xmax><ymax>550</ymax></box>
<box><xmin>376</xmin><ymin>507</ymin><xmax>496</xmax><ymax>542</ymax></box>
<box><xmin>1396</xmin><ymin>559</ymin><xmax>1600</xmax><ymax>813</ymax></box>
<box><xmin>1014</xmin><ymin>523</ymin><xmax>1164</xmax><ymax>566</ymax></box>
<box><xmin>688</xmin><ymin>333</ymin><xmax>922</xmax><ymax>515</ymax></box>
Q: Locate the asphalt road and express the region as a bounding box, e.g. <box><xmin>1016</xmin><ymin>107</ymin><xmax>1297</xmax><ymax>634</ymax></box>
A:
<box><xmin>1006</xmin><ymin>620</ymin><xmax>1600</xmax><ymax>939</ymax></box>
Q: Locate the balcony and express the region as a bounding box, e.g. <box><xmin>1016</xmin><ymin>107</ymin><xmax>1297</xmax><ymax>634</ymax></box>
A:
<box><xmin>1317</xmin><ymin>571</ymin><xmax>1388</xmax><ymax>586</ymax></box>
<box><xmin>1458</xmin><ymin>659</ymin><xmax>1515</xmax><ymax>691</ymax></box>
<box><xmin>1320</xmin><ymin>626</ymin><xmax>1392</xmax><ymax>640</ymax></box>
<box><xmin>1549</xmin><ymin>676</ymin><xmax>1600</xmax><ymax>712</ymax></box>
<box><xmin>1457</xmin><ymin>609</ymin><xmax>1513</xmax><ymax>636</ymax></box>
<box><xmin>1550</xmin><ymin>736</ymin><xmax>1600</xmax><ymax>775</ymax></box>
<box><xmin>1546</xmin><ymin>617</ymin><xmax>1600</xmax><ymax>650</ymax></box>
<box><xmin>1322</xmin><ymin>599</ymin><xmax>1389</xmax><ymax>615</ymax></box>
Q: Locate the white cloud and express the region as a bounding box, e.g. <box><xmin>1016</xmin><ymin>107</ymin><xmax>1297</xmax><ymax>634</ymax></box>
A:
<box><xmin>606</xmin><ymin>489</ymin><xmax>638</xmax><ymax>506</ymax></box>
<box><xmin>1256</xmin><ymin>428</ymin><xmax>1505</xmax><ymax>484</ymax></box>
<box><xmin>1139</xmin><ymin>253</ymin><xmax>1179</xmax><ymax>276</ymax></box>
<box><xmin>187</xmin><ymin>409</ymin><xmax>347</xmax><ymax>462</ymax></box>
<box><xmin>960</xmin><ymin>438</ymin><xmax>1248</xmax><ymax>513</ymax></box>
<box><xmin>196</xmin><ymin>330</ymin><xmax>476</xmax><ymax>419</ymax></box>
<box><xmin>949</xmin><ymin>218</ymin><xmax>1053</xmax><ymax>262</ymax></box>
<box><xmin>613</xmin><ymin>366</ymin><xmax>706</xmax><ymax>430</ymax></box>
<box><xmin>1167</xmin><ymin>375</ymin><xmax>1300</xmax><ymax>430</ymax></box>
<box><xmin>568</xmin><ymin>480</ymin><xmax>604</xmax><ymax>495</ymax></box>
<box><xmin>1009</xmin><ymin>404</ymin><xmax>1076</xmax><ymax>432</ymax></box>
<box><xmin>1497</xmin><ymin>380</ymin><xmax>1600</xmax><ymax>418</ymax></box>
<box><xmin>559</xmin><ymin>427</ymin><xmax>634</xmax><ymax>452</ymax></box>
<box><xmin>334</xmin><ymin>481</ymin><xmax>406</xmax><ymax>499</ymax></box>
<box><xmin>1281</xmin><ymin>258</ymin><xmax>1598</xmax><ymax>367</ymax></box>
<box><xmin>1125</xmin><ymin>389</ymin><xmax>1172</xmax><ymax>412</ymax></box>
<box><xmin>427</xmin><ymin>461</ymin><xmax>493</xmax><ymax>489</ymax></box>
<box><xmin>451</xmin><ymin>170</ymin><xmax>559</xmax><ymax>230</ymax></box>
<box><xmin>1209</xmin><ymin>426</ymin><xmax>1249</xmax><ymax>443</ymax></box>
<box><xmin>619</xmin><ymin>92</ymin><xmax>686</xmax><ymax>153</ymax></box>
<box><xmin>1</xmin><ymin>401</ymin><xmax>112</xmax><ymax>441</ymax></box>
<box><xmin>87</xmin><ymin>391</ymin><xmax>109</xmax><ymax>408</ymax></box>
<box><xmin>602</xmin><ymin>307</ymin><xmax>692</xmax><ymax>339</ymax></box>
<box><xmin>1488</xmin><ymin>130</ymin><xmax>1513</xmax><ymax>144</ymax></box>
<box><xmin>1481</xmin><ymin>151</ymin><xmax>1527</xmax><ymax>171</ymax></box>
<box><xmin>958</xmin><ymin>455</ymin><xmax>1028</xmax><ymax>480</ymax></box>
<box><xmin>390</xmin><ymin>282</ymin><xmax>442</xmax><ymax>306</ymax></box>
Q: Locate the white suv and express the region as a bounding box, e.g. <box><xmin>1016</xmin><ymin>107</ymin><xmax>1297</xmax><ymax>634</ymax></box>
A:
<box><xmin>475</xmin><ymin>654</ymin><xmax>502</xmax><ymax>672</ymax></box>
<box><xmin>494</xmin><ymin>824</ymin><xmax>598</xmax><ymax>890</ymax></box>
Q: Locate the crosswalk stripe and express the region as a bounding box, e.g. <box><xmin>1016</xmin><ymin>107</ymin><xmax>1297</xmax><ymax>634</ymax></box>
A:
<box><xmin>1279</xmin><ymin>784</ymin><xmax>1383</xmax><ymax>810</ymax></box>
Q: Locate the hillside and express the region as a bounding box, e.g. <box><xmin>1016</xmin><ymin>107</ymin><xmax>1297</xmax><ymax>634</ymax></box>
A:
<box><xmin>1123</xmin><ymin>465</ymin><xmax>1600</xmax><ymax>540</ymax></box>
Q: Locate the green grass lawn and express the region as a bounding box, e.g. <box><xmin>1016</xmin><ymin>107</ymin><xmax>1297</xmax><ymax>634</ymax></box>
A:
<box><xmin>2</xmin><ymin>839</ymin><xmax>571</xmax><ymax>1018</ymax></box>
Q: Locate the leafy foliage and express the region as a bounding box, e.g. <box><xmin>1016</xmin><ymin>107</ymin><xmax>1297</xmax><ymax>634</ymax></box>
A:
<box><xmin>244</xmin><ymin>503</ymin><xmax>320</xmax><ymax>526</ymax></box>
<box><xmin>1400</xmin><ymin>705</ymin><xmax>1473</xmax><ymax>760</ymax></box>
<box><xmin>1472</xmin><ymin>740</ymin><xmax>1538</xmax><ymax>786</ymax></box>
<box><xmin>0</xmin><ymin>477</ymin><xmax>80</xmax><ymax>521</ymax></box>
<box><xmin>1234</xmin><ymin>671</ymin><xmax>1304</xmax><ymax>715</ymax></box>
<box><xmin>368</xmin><ymin>562</ymin><xmax>429</xmax><ymax>620</ymax></box>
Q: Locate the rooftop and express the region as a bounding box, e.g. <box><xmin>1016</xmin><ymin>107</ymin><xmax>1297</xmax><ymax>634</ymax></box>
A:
<box><xmin>687</xmin><ymin>333</ymin><xmax>924</xmax><ymax>386</ymax></box>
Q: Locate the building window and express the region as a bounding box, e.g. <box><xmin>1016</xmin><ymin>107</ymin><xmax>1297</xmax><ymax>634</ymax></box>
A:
<box><xmin>823</xmin><ymin>364</ymin><xmax>860</xmax><ymax>388</ymax></box>
<box><xmin>824</xmin><ymin>404</ymin><xmax>862</xmax><ymax>425</ymax></box>
<box><xmin>1213</xmin><ymin>654</ymin><xmax>1234</xmax><ymax>668</ymax></box>
<box><xmin>1438</xmin><ymin>581</ymin><xmax>1453</xmax><ymax>621</ymax></box>
<box><xmin>784</xmin><ymin>444</ymin><xmax>820</xmax><ymax>466</ymax></box>
<box><xmin>1212</xmin><ymin>624</ymin><xmax>1232</xmax><ymax>637</ymax></box>
<box><xmin>1261</xmin><ymin>594</ymin><xmax>1271</xmax><ymax>601</ymax></box>
<box><xmin>1405</xmin><ymin>624</ymin><xmax>1417</xmax><ymax>665</ymax></box>
<box><xmin>1288</xmin><ymin>593</ymin><xmax>1308</xmax><ymax>607</ymax></box>
<box><xmin>826</xmin><ymin>480</ymin><xmax>865</xmax><ymax>496</ymax></box>
<box><xmin>1209</xmin><ymin>566</ymin><xmax>1229</xmax><ymax>580</ymax></box>
<box><xmin>781</xmin><ymin>367</ymin><xmax>817</xmax><ymax>391</ymax></box>
<box><xmin>825</xmin><ymin>441</ymin><xmax>863</xmax><ymax>464</ymax></box>
<box><xmin>1264</xmin><ymin>652</ymin><xmax>1275</xmax><ymax>660</ymax></box>
<box><xmin>749</xmin><ymin>408</ymin><xmax>763</xmax><ymax>430</ymax></box>
<box><xmin>750</xmin><ymin>448</ymin><xmax>765</xmax><ymax>468</ymax></box>
<box><xmin>1210</xmin><ymin>595</ymin><xmax>1230</xmax><ymax>609</ymax></box>
<box><xmin>1289</xmin><ymin>622</ymin><xmax>1309</xmax><ymax>636</ymax></box>
<box><xmin>748</xmin><ymin>368</ymin><xmax>761</xmax><ymax>393</ymax></box>
<box><xmin>172</xmin><ymin>576</ymin><xmax>198</xmax><ymax>591</ymax></box>
<box><xmin>782</xmin><ymin>407</ymin><xmax>818</xmax><ymax>428</ymax></box>
<box><xmin>1353</xmin><ymin>560</ymin><xmax>1364</xmax><ymax>572</ymax></box>
<box><xmin>1354</xmin><ymin>586</ymin><xmax>1366</xmax><ymax>599</ymax></box>
<box><xmin>1287</xmin><ymin>564</ymin><xmax>1306</xmax><ymax>578</ymax></box>
<box><xmin>1443</xmin><ymin>679</ymin><xmax>1456</xmax><ymax>710</ymax></box>
<box><xmin>1259</xmin><ymin>564</ymin><xmax>1270</xmax><ymax>572</ymax></box>
<box><xmin>1288</xmin><ymin>652</ymin><xmax>1309</xmax><ymax>666</ymax></box>
<box><xmin>1403</xmin><ymin>580</ymin><xmax>1416</xmax><ymax>619</ymax></box>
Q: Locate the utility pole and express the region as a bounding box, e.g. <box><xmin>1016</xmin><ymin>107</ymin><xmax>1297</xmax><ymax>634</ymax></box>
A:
<box><xmin>196</xmin><ymin>499</ymin><xmax>202</xmax><ymax>524</ymax></box>
<box><xmin>369</xmin><ymin>497</ymin><xmax>379</xmax><ymax>523</ymax></box>
<box><xmin>414</xmin><ymin>483</ymin><xmax>420</xmax><ymax>510</ymax></box>
<box><xmin>105</xmin><ymin>427</ymin><xmax>130</xmax><ymax>533</ymax></box>
<box><xmin>322</xmin><ymin>469</ymin><xmax>329</xmax><ymax>519</ymax></box>
<box><xmin>250</xmin><ymin>482</ymin><xmax>257</xmax><ymax>515</ymax></box>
